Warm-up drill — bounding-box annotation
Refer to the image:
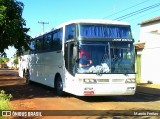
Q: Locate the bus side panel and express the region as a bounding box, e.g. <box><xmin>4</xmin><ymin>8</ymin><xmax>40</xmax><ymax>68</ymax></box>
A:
<box><xmin>29</xmin><ymin>51</ymin><xmax>64</xmax><ymax>88</ymax></box>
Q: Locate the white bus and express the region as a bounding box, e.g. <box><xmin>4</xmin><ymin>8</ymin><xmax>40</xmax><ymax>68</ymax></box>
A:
<box><xmin>19</xmin><ymin>19</ymin><xmax>136</xmax><ymax>96</ymax></box>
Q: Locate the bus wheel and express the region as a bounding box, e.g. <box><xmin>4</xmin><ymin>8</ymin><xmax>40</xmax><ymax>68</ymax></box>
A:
<box><xmin>23</xmin><ymin>70</ymin><xmax>25</xmax><ymax>78</ymax></box>
<box><xmin>24</xmin><ymin>70</ymin><xmax>30</xmax><ymax>84</ymax></box>
<box><xmin>55</xmin><ymin>76</ymin><xmax>63</xmax><ymax>96</ymax></box>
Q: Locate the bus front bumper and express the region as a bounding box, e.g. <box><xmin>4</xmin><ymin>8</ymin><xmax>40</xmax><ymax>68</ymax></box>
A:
<box><xmin>75</xmin><ymin>83</ymin><xmax>136</xmax><ymax>96</ymax></box>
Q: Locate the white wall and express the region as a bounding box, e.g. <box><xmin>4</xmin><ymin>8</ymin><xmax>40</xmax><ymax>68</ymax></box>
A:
<box><xmin>141</xmin><ymin>47</ymin><xmax>160</xmax><ymax>84</ymax></box>
<box><xmin>140</xmin><ymin>21</ymin><xmax>160</xmax><ymax>84</ymax></box>
<box><xmin>7</xmin><ymin>58</ymin><xmax>14</xmax><ymax>68</ymax></box>
<box><xmin>140</xmin><ymin>22</ymin><xmax>160</xmax><ymax>42</ymax></box>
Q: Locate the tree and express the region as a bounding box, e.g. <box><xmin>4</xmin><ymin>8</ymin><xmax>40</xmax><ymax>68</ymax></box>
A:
<box><xmin>0</xmin><ymin>0</ymin><xmax>31</xmax><ymax>55</ymax></box>
<box><xmin>13</xmin><ymin>54</ymin><xmax>18</xmax><ymax>68</ymax></box>
<box><xmin>0</xmin><ymin>52</ymin><xmax>7</xmax><ymax>57</ymax></box>
<box><xmin>0</xmin><ymin>56</ymin><xmax>9</xmax><ymax>68</ymax></box>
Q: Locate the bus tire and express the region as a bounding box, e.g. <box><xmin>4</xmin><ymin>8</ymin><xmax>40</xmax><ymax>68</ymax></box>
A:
<box><xmin>23</xmin><ymin>69</ymin><xmax>25</xmax><ymax>78</ymax></box>
<box><xmin>24</xmin><ymin>70</ymin><xmax>30</xmax><ymax>84</ymax></box>
<box><xmin>55</xmin><ymin>76</ymin><xmax>63</xmax><ymax>96</ymax></box>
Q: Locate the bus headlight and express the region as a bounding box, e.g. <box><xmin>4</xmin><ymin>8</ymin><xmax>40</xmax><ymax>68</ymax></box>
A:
<box><xmin>125</xmin><ymin>78</ymin><xmax>136</xmax><ymax>83</ymax></box>
<box><xmin>83</xmin><ymin>79</ymin><xmax>97</xmax><ymax>83</ymax></box>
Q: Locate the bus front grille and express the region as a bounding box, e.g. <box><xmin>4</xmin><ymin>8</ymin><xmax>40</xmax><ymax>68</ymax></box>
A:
<box><xmin>97</xmin><ymin>79</ymin><xmax>109</xmax><ymax>82</ymax></box>
<box><xmin>112</xmin><ymin>79</ymin><xmax>124</xmax><ymax>82</ymax></box>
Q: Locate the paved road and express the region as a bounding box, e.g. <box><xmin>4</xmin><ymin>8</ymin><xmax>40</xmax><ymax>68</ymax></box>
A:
<box><xmin>0</xmin><ymin>69</ymin><xmax>159</xmax><ymax>119</ymax></box>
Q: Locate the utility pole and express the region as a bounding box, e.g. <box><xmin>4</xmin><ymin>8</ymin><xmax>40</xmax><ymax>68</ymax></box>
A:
<box><xmin>38</xmin><ymin>21</ymin><xmax>49</xmax><ymax>32</ymax></box>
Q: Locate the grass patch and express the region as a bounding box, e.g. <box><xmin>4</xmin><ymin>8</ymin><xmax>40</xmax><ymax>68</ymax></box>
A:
<box><xmin>0</xmin><ymin>90</ymin><xmax>12</xmax><ymax>110</ymax></box>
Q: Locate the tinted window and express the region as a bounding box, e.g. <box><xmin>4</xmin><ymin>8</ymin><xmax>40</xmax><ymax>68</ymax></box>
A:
<box><xmin>36</xmin><ymin>37</ymin><xmax>43</xmax><ymax>50</ymax></box>
<box><xmin>30</xmin><ymin>40</ymin><xmax>36</xmax><ymax>50</ymax></box>
<box><xmin>44</xmin><ymin>33</ymin><xmax>52</xmax><ymax>50</ymax></box>
<box><xmin>79</xmin><ymin>24</ymin><xmax>131</xmax><ymax>39</ymax></box>
<box><xmin>65</xmin><ymin>24</ymin><xmax>76</xmax><ymax>41</ymax></box>
<box><xmin>53</xmin><ymin>29</ymin><xmax>62</xmax><ymax>50</ymax></box>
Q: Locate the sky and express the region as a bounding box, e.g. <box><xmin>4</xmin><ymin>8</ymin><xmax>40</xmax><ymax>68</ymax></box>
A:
<box><xmin>5</xmin><ymin>0</ymin><xmax>160</xmax><ymax>58</ymax></box>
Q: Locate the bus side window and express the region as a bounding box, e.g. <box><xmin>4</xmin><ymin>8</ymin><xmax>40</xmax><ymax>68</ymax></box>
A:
<box><xmin>53</xmin><ymin>29</ymin><xmax>62</xmax><ymax>51</ymax></box>
<box><xmin>30</xmin><ymin>40</ymin><xmax>36</xmax><ymax>53</ymax></box>
<box><xmin>65</xmin><ymin>24</ymin><xmax>75</xmax><ymax>41</ymax></box>
<box><xmin>36</xmin><ymin>37</ymin><xmax>43</xmax><ymax>51</ymax></box>
<box><xmin>44</xmin><ymin>33</ymin><xmax>52</xmax><ymax>50</ymax></box>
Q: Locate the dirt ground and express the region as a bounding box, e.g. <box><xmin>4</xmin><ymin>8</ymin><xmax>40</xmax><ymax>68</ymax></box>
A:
<box><xmin>0</xmin><ymin>69</ymin><xmax>84</xmax><ymax>119</ymax></box>
<box><xmin>0</xmin><ymin>69</ymin><xmax>59</xmax><ymax>110</ymax></box>
<box><xmin>0</xmin><ymin>69</ymin><xmax>159</xmax><ymax>119</ymax></box>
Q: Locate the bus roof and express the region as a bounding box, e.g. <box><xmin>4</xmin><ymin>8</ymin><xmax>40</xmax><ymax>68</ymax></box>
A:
<box><xmin>35</xmin><ymin>19</ymin><xmax>130</xmax><ymax>38</ymax></box>
<box><xmin>54</xmin><ymin>19</ymin><xmax>130</xmax><ymax>30</ymax></box>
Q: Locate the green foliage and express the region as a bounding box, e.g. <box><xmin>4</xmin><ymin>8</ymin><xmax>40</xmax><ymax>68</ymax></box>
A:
<box><xmin>0</xmin><ymin>0</ymin><xmax>31</xmax><ymax>55</ymax></box>
<box><xmin>0</xmin><ymin>90</ymin><xmax>12</xmax><ymax>110</ymax></box>
<box><xmin>13</xmin><ymin>55</ymin><xmax>18</xmax><ymax>65</ymax></box>
<box><xmin>3</xmin><ymin>57</ymin><xmax>9</xmax><ymax>62</ymax></box>
<box><xmin>0</xmin><ymin>57</ymin><xmax>9</xmax><ymax>63</ymax></box>
<box><xmin>0</xmin><ymin>58</ymin><xmax>2</xmax><ymax>64</ymax></box>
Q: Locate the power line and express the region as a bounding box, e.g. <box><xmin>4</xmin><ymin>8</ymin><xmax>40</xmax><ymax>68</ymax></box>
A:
<box><xmin>114</xmin><ymin>2</ymin><xmax>160</xmax><ymax>21</ymax></box>
<box><xmin>103</xmin><ymin>0</ymin><xmax>151</xmax><ymax>19</ymax></box>
<box><xmin>127</xmin><ymin>8</ymin><xmax>160</xmax><ymax>22</ymax></box>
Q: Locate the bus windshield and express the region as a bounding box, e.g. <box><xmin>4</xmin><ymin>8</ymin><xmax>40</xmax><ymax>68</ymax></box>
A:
<box><xmin>79</xmin><ymin>24</ymin><xmax>131</xmax><ymax>39</ymax></box>
<box><xmin>77</xmin><ymin>41</ymin><xmax>135</xmax><ymax>74</ymax></box>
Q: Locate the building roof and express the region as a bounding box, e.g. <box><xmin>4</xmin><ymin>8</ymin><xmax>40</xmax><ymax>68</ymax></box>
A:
<box><xmin>134</xmin><ymin>42</ymin><xmax>145</xmax><ymax>50</ymax></box>
<box><xmin>140</xmin><ymin>16</ymin><xmax>160</xmax><ymax>25</ymax></box>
